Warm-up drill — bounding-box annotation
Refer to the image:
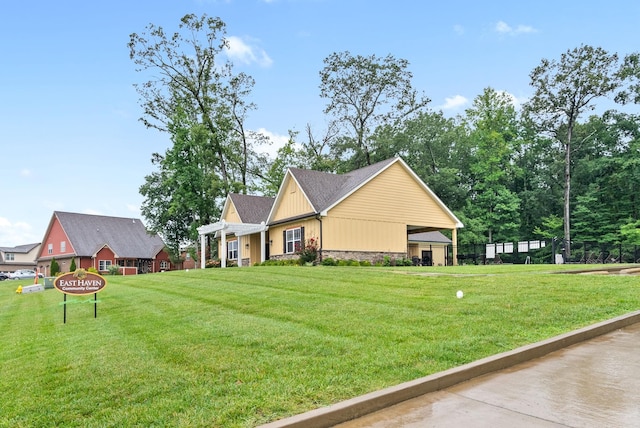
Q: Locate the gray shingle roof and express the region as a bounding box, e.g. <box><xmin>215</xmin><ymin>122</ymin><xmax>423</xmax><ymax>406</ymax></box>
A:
<box><xmin>289</xmin><ymin>157</ymin><xmax>397</xmax><ymax>213</ymax></box>
<box><xmin>228</xmin><ymin>193</ymin><xmax>274</xmax><ymax>224</ymax></box>
<box><xmin>0</xmin><ymin>243</ymin><xmax>40</xmax><ymax>253</ymax></box>
<box><xmin>408</xmin><ymin>231</ymin><xmax>452</xmax><ymax>244</ymax></box>
<box><xmin>54</xmin><ymin>211</ymin><xmax>166</xmax><ymax>258</ymax></box>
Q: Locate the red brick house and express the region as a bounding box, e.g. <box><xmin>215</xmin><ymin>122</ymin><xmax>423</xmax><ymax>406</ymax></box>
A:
<box><xmin>37</xmin><ymin>211</ymin><xmax>171</xmax><ymax>275</ymax></box>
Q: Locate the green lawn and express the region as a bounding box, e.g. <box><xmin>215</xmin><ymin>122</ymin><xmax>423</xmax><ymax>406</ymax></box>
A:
<box><xmin>1</xmin><ymin>265</ymin><xmax>638</xmax><ymax>427</ymax></box>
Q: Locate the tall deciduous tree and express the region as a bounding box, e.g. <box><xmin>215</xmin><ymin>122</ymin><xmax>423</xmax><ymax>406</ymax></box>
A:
<box><xmin>130</xmin><ymin>14</ymin><xmax>263</xmax><ymax>246</ymax></box>
<box><xmin>371</xmin><ymin>110</ymin><xmax>468</xmax><ymax>211</ymax></box>
<box><xmin>526</xmin><ymin>45</ymin><xmax>623</xmax><ymax>258</ymax></box>
<box><xmin>319</xmin><ymin>51</ymin><xmax>430</xmax><ymax>171</ymax></box>
<box><xmin>463</xmin><ymin>88</ymin><xmax>522</xmax><ymax>243</ymax></box>
<box><xmin>140</xmin><ymin>105</ymin><xmax>223</xmax><ymax>256</ymax></box>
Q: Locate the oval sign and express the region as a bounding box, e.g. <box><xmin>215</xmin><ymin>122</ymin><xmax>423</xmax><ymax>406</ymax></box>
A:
<box><xmin>54</xmin><ymin>270</ymin><xmax>108</xmax><ymax>295</ymax></box>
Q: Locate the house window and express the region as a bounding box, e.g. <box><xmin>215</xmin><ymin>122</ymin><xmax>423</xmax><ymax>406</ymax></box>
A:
<box><xmin>185</xmin><ymin>253</ymin><xmax>191</xmax><ymax>260</ymax></box>
<box><xmin>227</xmin><ymin>240</ymin><xmax>238</xmax><ymax>260</ymax></box>
<box><xmin>48</xmin><ymin>243</ymin><xmax>53</xmax><ymax>254</ymax></box>
<box><xmin>160</xmin><ymin>260</ymin><xmax>169</xmax><ymax>270</ymax></box>
<box><xmin>5</xmin><ymin>253</ymin><xmax>14</xmax><ymax>261</ymax></box>
<box><xmin>285</xmin><ymin>227</ymin><xmax>302</xmax><ymax>254</ymax></box>
<box><xmin>60</xmin><ymin>241</ymin><xmax>66</xmax><ymax>252</ymax></box>
<box><xmin>98</xmin><ymin>260</ymin><xmax>112</xmax><ymax>271</ymax></box>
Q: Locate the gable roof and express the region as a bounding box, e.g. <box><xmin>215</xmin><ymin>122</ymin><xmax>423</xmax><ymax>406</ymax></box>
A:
<box><xmin>267</xmin><ymin>158</ymin><xmax>396</xmax><ymax>223</ymax></box>
<box><xmin>290</xmin><ymin>158</ymin><xmax>396</xmax><ymax>213</ymax></box>
<box><xmin>0</xmin><ymin>243</ymin><xmax>40</xmax><ymax>254</ymax></box>
<box><xmin>267</xmin><ymin>157</ymin><xmax>463</xmax><ymax>228</ymax></box>
<box><xmin>47</xmin><ymin>211</ymin><xmax>166</xmax><ymax>259</ymax></box>
<box><xmin>227</xmin><ymin>193</ymin><xmax>274</xmax><ymax>224</ymax></box>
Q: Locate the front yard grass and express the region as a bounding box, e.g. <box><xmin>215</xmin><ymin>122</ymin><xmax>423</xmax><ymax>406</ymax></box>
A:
<box><xmin>1</xmin><ymin>264</ymin><xmax>638</xmax><ymax>427</ymax></box>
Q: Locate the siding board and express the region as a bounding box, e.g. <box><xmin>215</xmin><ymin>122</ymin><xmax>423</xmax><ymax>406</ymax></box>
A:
<box><xmin>328</xmin><ymin>162</ymin><xmax>456</xmax><ymax>229</ymax></box>
<box><xmin>271</xmin><ymin>177</ymin><xmax>314</xmax><ymax>222</ymax></box>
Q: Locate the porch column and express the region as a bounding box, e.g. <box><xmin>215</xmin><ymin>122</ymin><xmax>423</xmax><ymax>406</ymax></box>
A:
<box><xmin>452</xmin><ymin>228</ymin><xmax>458</xmax><ymax>266</ymax></box>
<box><xmin>221</xmin><ymin>229</ymin><xmax>227</xmax><ymax>268</ymax></box>
<box><xmin>260</xmin><ymin>222</ymin><xmax>266</xmax><ymax>263</ymax></box>
<box><xmin>200</xmin><ymin>232</ymin><xmax>206</xmax><ymax>269</ymax></box>
<box><xmin>237</xmin><ymin>236</ymin><xmax>243</xmax><ymax>267</ymax></box>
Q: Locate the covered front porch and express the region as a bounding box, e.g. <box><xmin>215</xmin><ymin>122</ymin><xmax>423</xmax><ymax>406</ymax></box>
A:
<box><xmin>197</xmin><ymin>221</ymin><xmax>268</xmax><ymax>268</ymax></box>
<box><xmin>406</xmin><ymin>225</ymin><xmax>459</xmax><ymax>266</ymax></box>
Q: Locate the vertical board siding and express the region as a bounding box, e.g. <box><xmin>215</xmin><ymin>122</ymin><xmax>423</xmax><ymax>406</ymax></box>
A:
<box><xmin>271</xmin><ymin>177</ymin><xmax>314</xmax><ymax>222</ymax></box>
<box><xmin>249</xmin><ymin>234</ymin><xmax>261</xmax><ymax>265</ymax></box>
<box><xmin>329</xmin><ymin>162</ymin><xmax>456</xmax><ymax>229</ymax></box>
<box><xmin>321</xmin><ymin>217</ymin><xmax>406</xmax><ymax>252</ymax></box>
<box><xmin>223</xmin><ymin>202</ymin><xmax>242</xmax><ymax>223</ymax></box>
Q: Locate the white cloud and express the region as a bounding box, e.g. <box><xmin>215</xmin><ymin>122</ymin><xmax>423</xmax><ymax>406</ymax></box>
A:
<box><xmin>494</xmin><ymin>90</ymin><xmax>528</xmax><ymax>109</ymax></box>
<box><xmin>20</xmin><ymin>169</ymin><xmax>32</xmax><ymax>177</ymax></box>
<box><xmin>82</xmin><ymin>209</ymin><xmax>103</xmax><ymax>216</ymax></box>
<box><xmin>453</xmin><ymin>24</ymin><xmax>464</xmax><ymax>36</ymax></box>
<box><xmin>495</xmin><ymin>20</ymin><xmax>537</xmax><ymax>36</ymax></box>
<box><xmin>440</xmin><ymin>95</ymin><xmax>469</xmax><ymax>110</ymax></box>
<box><xmin>253</xmin><ymin>128</ymin><xmax>291</xmax><ymax>158</ymax></box>
<box><xmin>225</xmin><ymin>36</ymin><xmax>273</xmax><ymax>68</ymax></box>
<box><xmin>0</xmin><ymin>217</ymin><xmax>39</xmax><ymax>246</ymax></box>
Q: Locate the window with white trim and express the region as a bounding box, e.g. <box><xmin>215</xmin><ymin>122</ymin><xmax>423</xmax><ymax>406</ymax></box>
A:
<box><xmin>48</xmin><ymin>243</ymin><xmax>53</xmax><ymax>254</ymax></box>
<box><xmin>227</xmin><ymin>240</ymin><xmax>238</xmax><ymax>260</ymax></box>
<box><xmin>5</xmin><ymin>253</ymin><xmax>14</xmax><ymax>261</ymax></box>
<box><xmin>285</xmin><ymin>227</ymin><xmax>302</xmax><ymax>254</ymax></box>
<box><xmin>160</xmin><ymin>260</ymin><xmax>169</xmax><ymax>270</ymax></box>
<box><xmin>98</xmin><ymin>260</ymin><xmax>112</xmax><ymax>271</ymax></box>
<box><xmin>60</xmin><ymin>241</ymin><xmax>66</xmax><ymax>252</ymax></box>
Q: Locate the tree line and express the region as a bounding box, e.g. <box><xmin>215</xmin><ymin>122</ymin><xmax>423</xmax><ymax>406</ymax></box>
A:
<box><xmin>129</xmin><ymin>14</ymin><xmax>640</xmax><ymax>261</ymax></box>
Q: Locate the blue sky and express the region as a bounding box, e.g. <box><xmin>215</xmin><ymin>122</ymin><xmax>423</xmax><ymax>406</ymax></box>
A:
<box><xmin>1</xmin><ymin>0</ymin><xmax>638</xmax><ymax>246</ymax></box>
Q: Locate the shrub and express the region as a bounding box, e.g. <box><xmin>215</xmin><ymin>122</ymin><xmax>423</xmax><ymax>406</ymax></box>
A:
<box><xmin>321</xmin><ymin>257</ymin><xmax>336</xmax><ymax>266</ymax></box>
<box><xmin>297</xmin><ymin>237</ymin><xmax>319</xmax><ymax>264</ymax></box>
<box><xmin>359</xmin><ymin>260</ymin><xmax>372</xmax><ymax>267</ymax></box>
<box><xmin>50</xmin><ymin>258</ymin><xmax>60</xmax><ymax>276</ymax></box>
<box><xmin>87</xmin><ymin>267</ymin><xmax>98</xmax><ymax>274</ymax></box>
<box><xmin>205</xmin><ymin>259</ymin><xmax>221</xmax><ymax>268</ymax></box>
<box><xmin>107</xmin><ymin>264</ymin><xmax>121</xmax><ymax>275</ymax></box>
<box><xmin>69</xmin><ymin>258</ymin><xmax>76</xmax><ymax>272</ymax></box>
<box><xmin>259</xmin><ymin>259</ymin><xmax>301</xmax><ymax>266</ymax></box>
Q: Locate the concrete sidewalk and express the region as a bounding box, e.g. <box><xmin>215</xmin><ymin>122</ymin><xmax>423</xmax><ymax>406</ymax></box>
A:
<box><xmin>261</xmin><ymin>311</ymin><xmax>640</xmax><ymax>428</ymax></box>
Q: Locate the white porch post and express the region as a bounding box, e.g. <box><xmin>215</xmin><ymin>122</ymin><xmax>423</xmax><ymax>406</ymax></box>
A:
<box><xmin>200</xmin><ymin>232</ymin><xmax>206</xmax><ymax>269</ymax></box>
<box><xmin>260</xmin><ymin>222</ymin><xmax>266</xmax><ymax>263</ymax></box>
<box><xmin>237</xmin><ymin>236</ymin><xmax>243</xmax><ymax>267</ymax></box>
<box><xmin>452</xmin><ymin>228</ymin><xmax>458</xmax><ymax>266</ymax></box>
<box><xmin>221</xmin><ymin>229</ymin><xmax>227</xmax><ymax>268</ymax></box>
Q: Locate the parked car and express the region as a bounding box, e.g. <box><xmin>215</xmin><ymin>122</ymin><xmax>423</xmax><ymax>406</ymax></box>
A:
<box><xmin>0</xmin><ymin>272</ymin><xmax>9</xmax><ymax>281</ymax></box>
<box><xmin>9</xmin><ymin>269</ymin><xmax>44</xmax><ymax>280</ymax></box>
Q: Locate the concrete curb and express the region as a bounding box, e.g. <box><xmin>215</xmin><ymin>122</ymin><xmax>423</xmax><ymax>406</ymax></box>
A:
<box><xmin>260</xmin><ymin>310</ymin><xmax>640</xmax><ymax>428</ymax></box>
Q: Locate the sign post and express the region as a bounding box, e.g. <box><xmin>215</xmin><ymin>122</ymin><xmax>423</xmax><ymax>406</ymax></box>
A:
<box><xmin>54</xmin><ymin>269</ymin><xmax>108</xmax><ymax>324</ymax></box>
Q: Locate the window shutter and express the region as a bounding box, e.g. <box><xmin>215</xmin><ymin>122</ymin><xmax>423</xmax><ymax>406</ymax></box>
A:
<box><xmin>283</xmin><ymin>230</ymin><xmax>287</xmax><ymax>253</ymax></box>
<box><xmin>300</xmin><ymin>227</ymin><xmax>305</xmax><ymax>248</ymax></box>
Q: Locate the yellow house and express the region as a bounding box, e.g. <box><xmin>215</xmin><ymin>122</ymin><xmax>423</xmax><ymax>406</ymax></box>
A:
<box><xmin>198</xmin><ymin>157</ymin><xmax>463</xmax><ymax>267</ymax></box>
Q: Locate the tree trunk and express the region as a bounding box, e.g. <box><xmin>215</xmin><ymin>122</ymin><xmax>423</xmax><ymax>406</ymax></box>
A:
<box><xmin>564</xmin><ymin>128</ymin><xmax>572</xmax><ymax>260</ymax></box>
